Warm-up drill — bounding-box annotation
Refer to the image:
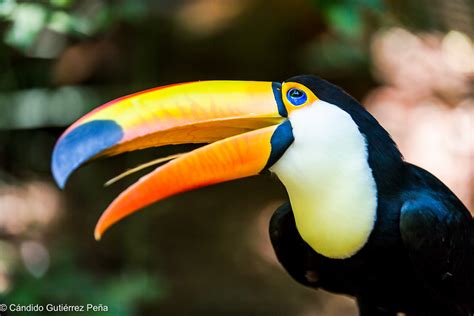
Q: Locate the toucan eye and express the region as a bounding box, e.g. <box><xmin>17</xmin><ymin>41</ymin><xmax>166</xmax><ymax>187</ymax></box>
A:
<box><xmin>286</xmin><ymin>88</ymin><xmax>307</xmax><ymax>106</ymax></box>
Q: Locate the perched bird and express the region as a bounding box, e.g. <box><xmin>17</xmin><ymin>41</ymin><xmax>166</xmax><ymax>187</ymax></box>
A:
<box><xmin>51</xmin><ymin>75</ymin><xmax>473</xmax><ymax>316</ymax></box>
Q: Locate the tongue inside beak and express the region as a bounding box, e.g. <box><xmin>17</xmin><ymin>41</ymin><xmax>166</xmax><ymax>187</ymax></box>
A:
<box><xmin>51</xmin><ymin>80</ymin><xmax>290</xmax><ymax>239</ymax></box>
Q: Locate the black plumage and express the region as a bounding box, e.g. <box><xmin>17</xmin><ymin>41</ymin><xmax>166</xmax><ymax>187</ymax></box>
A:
<box><xmin>270</xmin><ymin>76</ymin><xmax>474</xmax><ymax>316</ymax></box>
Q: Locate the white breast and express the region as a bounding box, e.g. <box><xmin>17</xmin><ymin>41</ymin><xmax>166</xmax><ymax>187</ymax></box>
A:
<box><xmin>270</xmin><ymin>101</ymin><xmax>378</xmax><ymax>259</ymax></box>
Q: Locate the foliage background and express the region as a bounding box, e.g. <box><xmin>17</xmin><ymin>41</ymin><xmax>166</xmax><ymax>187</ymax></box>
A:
<box><xmin>0</xmin><ymin>0</ymin><xmax>472</xmax><ymax>315</ymax></box>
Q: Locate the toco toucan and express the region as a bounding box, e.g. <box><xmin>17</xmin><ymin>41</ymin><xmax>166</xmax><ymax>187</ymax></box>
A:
<box><xmin>51</xmin><ymin>75</ymin><xmax>474</xmax><ymax>316</ymax></box>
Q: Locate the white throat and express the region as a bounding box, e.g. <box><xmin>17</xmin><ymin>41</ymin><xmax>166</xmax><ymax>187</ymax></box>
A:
<box><xmin>270</xmin><ymin>101</ymin><xmax>378</xmax><ymax>259</ymax></box>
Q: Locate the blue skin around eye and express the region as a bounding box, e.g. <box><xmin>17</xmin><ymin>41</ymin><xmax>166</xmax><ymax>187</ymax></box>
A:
<box><xmin>287</xmin><ymin>88</ymin><xmax>307</xmax><ymax>106</ymax></box>
<box><xmin>51</xmin><ymin>120</ymin><xmax>123</xmax><ymax>188</ymax></box>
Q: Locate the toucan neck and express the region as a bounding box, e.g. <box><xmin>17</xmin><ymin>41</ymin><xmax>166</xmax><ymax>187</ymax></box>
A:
<box><xmin>347</xmin><ymin>108</ymin><xmax>404</xmax><ymax>195</ymax></box>
<box><xmin>270</xmin><ymin>102</ymin><xmax>378</xmax><ymax>259</ymax></box>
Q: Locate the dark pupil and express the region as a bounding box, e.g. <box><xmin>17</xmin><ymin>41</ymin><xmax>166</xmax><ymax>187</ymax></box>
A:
<box><xmin>290</xmin><ymin>89</ymin><xmax>303</xmax><ymax>98</ymax></box>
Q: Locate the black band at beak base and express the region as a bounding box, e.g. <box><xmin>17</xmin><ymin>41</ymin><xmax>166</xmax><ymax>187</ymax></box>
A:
<box><xmin>272</xmin><ymin>82</ymin><xmax>287</xmax><ymax>117</ymax></box>
<box><xmin>264</xmin><ymin>120</ymin><xmax>294</xmax><ymax>170</ymax></box>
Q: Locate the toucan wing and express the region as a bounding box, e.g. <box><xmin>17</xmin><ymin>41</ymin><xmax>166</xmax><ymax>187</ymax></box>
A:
<box><xmin>399</xmin><ymin>165</ymin><xmax>473</xmax><ymax>313</ymax></box>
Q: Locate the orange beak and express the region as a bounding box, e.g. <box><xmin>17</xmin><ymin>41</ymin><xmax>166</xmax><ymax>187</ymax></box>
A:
<box><xmin>51</xmin><ymin>80</ymin><xmax>294</xmax><ymax>239</ymax></box>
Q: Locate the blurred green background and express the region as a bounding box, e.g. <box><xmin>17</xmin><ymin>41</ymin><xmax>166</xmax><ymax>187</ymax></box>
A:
<box><xmin>0</xmin><ymin>0</ymin><xmax>472</xmax><ymax>315</ymax></box>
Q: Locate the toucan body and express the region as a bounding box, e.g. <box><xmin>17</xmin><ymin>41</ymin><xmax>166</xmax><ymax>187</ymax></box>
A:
<box><xmin>51</xmin><ymin>75</ymin><xmax>474</xmax><ymax>316</ymax></box>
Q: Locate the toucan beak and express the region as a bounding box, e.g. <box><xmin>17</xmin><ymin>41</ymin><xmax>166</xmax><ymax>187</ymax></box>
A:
<box><xmin>51</xmin><ymin>80</ymin><xmax>293</xmax><ymax>240</ymax></box>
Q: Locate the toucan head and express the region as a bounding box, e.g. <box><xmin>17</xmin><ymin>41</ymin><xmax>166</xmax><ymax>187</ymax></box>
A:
<box><xmin>52</xmin><ymin>75</ymin><xmax>402</xmax><ymax>258</ymax></box>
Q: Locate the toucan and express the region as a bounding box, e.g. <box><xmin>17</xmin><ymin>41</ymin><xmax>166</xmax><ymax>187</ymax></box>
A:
<box><xmin>51</xmin><ymin>75</ymin><xmax>474</xmax><ymax>316</ymax></box>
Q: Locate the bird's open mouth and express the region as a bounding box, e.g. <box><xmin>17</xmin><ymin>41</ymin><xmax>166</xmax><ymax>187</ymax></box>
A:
<box><xmin>51</xmin><ymin>80</ymin><xmax>295</xmax><ymax>240</ymax></box>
